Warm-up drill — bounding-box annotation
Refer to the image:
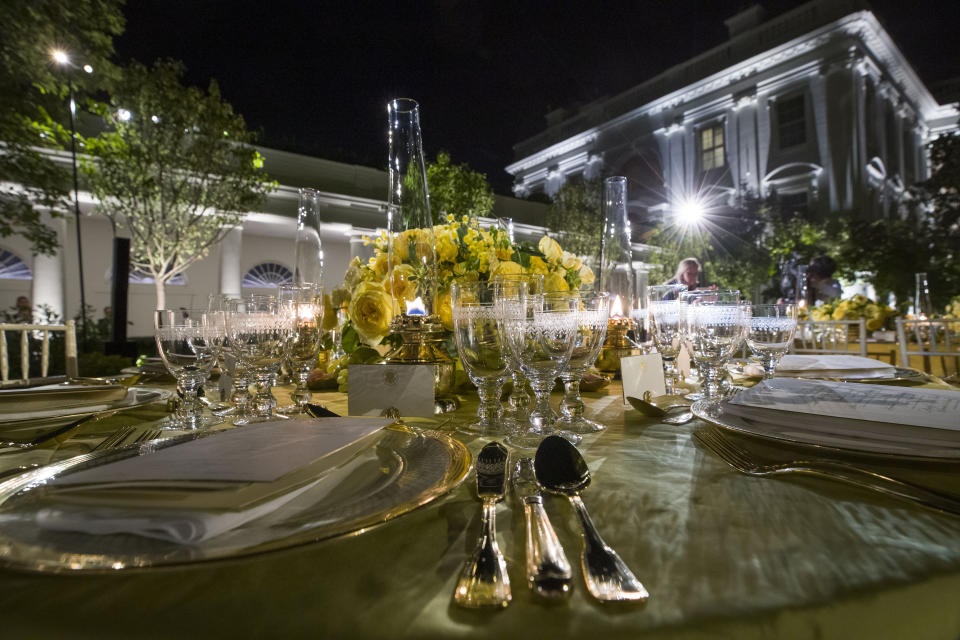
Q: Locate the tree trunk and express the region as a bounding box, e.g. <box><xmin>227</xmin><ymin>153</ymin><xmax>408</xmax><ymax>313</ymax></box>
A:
<box><xmin>155</xmin><ymin>278</ymin><xmax>166</xmax><ymax>311</ymax></box>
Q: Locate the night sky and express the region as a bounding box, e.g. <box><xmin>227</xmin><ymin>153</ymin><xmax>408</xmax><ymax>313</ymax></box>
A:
<box><xmin>115</xmin><ymin>0</ymin><xmax>958</xmax><ymax>194</ymax></box>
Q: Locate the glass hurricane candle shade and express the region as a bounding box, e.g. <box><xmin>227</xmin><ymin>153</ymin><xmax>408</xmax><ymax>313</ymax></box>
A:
<box><xmin>599</xmin><ymin>176</ymin><xmax>636</xmax><ymax>322</ymax></box>
<box><xmin>747</xmin><ymin>303</ymin><xmax>797</xmax><ymax>378</ymax></box>
<box><xmin>557</xmin><ymin>292</ymin><xmax>610</xmax><ymax>433</ymax></box>
<box><xmin>294</xmin><ymin>188</ymin><xmax>323</xmax><ymax>288</ymax></box>
<box><xmin>386</xmin><ymin>98</ymin><xmax>437</xmax><ymax>318</ymax></box>
<box><xmin>451</xmin><ymin>281</ymin><xmax>510</xmax><ymax>436</ymax></box>
<box><xmin>154</xmin><ymin>309</ymin><xmax>225</xmax><ymax>430</ymax></box>
<box><xmin>646</xmin><ymin>284</ymin><xmax>688</xmax><ymax>395</ymax></box>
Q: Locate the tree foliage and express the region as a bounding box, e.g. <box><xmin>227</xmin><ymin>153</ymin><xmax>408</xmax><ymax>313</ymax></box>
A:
<box><xmin>545</xmin><ymin>177</ymin><xmax>604</xmax><ymax>259</ymax></box>
<box><xmin>0</xmin><ymin>0</ymin><xmax>123</xmax><ymax>255</ymax></box>
<box><xmin>425</xmin><ymin>151</ymin><xmax>494</xmax><ymax>224</ymax></box>
<box><xmin>82</xmin><ymin>59</ymin><xmax>274</xmax><ymax>309</ymax></box>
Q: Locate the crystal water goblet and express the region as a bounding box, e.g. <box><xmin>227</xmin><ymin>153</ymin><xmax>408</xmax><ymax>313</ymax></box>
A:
<box><xmin>500</xmin><ymin>289</ymin><xmax>579</xmax><ymax>449</ymax></box>
<box><xmin>154</xmin><ymin>309</ymin><xmax>224</xmax><ymax>429</ymax></box>
<box><xmin>647</xmin><ymin>284</ymin><xmax>687</xmax><ymax>395</ymax></box>
<box><xmin>687</xmin><ymin>291</ymin><xmax>743</xmax><ymax>400</ymax></box>
<box><xmin>557</xmin><ymin>291</ymin><xmax>609</xmax><ymax>433</ymax></box>
<box><xmin>747</xmin><ymin>303</ymin><xmax>797</xmax><ymax>378</ymax></box>
<box><xmin>490</xmin><ymin>273</ymin><xmax>544</xmax><ymax>428</ymax></box>
<box><xmin>451</xmin><ymin>280</ymin><xmax>511</xmax><ymax>436</ymax></box>
<box><xmin>278</xmin><ymin>285</ymin><xmax>324</xmax><ymax>415</ymax></box>
<box><xmin>229</xmin><ymin>296</ymin><xmax>293</xmax><ymax>422</ymax></box>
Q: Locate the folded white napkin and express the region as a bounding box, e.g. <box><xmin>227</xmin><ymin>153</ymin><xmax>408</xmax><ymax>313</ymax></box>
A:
<box><xmin>36</xmin><ymin>478</ymin><xmax>321</xmax><ymax>544</ymax></box>
<box><xmin>778</xmin><ymin>354</ymin><xmax>894</xmax><ymax>373</ymax></box>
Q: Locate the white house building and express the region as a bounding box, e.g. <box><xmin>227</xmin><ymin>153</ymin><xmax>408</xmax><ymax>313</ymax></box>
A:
<box><xmin>506</xmin><ymin>0</ymin><xmax>958</xmax><ymax>227</ymax></box>
<box><xmin>0</xmin><ymin>146</ymin><xmax>550</xmax><ymax>336</ymax></box>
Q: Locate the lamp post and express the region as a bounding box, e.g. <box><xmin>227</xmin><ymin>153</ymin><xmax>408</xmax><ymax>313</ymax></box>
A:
<box><xmin>51</xmin><ymin>50</ymin><xmax>91</xmax><ymax>344</ymax></box>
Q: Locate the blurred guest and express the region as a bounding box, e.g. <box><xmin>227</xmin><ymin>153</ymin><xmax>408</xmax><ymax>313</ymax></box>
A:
<box><xmin>665</xmin><ymin>257</ymin><xmax>701</xmax><ymax>289</ymax></box>
<box><xmin>14</xmin><ymin>296</ymin><xmax>31</xmax><ymax>323</ymax></box>
<box><xmin>805</xmin><ymin>255</ymin><xmax>842</xmax><ymax>305</ymax></box>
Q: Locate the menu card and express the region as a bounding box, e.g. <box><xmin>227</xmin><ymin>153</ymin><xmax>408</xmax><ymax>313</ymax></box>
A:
<box><xmin>729</xmin><ymin>378</ymin><xmax>960</xmax><ymax>431</ymax></box>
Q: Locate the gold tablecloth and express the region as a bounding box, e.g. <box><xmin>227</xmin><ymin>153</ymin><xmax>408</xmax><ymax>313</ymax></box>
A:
<box><xmin>0</xmin><ymin>382</ymin><xmax>959</xmax><ymax>639</ymax></box>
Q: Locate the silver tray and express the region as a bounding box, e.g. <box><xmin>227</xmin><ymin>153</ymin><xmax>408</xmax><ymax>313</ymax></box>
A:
<box><xmin>0</xmin><ymin>425</ymin><xmax>470</xmax><ymax>573</ymax></box>
<box><xmin>691</xmin><ymin>399</ymin><xmax>960</xmax><ymax>461</ymax></box>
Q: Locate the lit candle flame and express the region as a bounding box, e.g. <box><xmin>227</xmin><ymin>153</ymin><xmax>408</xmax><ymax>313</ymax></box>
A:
<box><xmin>406</xmin><ymin>297</ymin><xmax>426</xmax><ymax>315</ymax></box>
<box><xmin>610</xmin><ymin>295</ymin><xmax>623</xmax><ymax>318</ymax></box>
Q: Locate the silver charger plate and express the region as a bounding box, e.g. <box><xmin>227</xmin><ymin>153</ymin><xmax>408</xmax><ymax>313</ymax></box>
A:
<box><xmin>0</xmin><ymin>388</ymin><xmax>172</xmax><ymax>445</ymax></box>
<box><xmin>780</xmin><ymin>367</ymin><xmax>927</xmax><ymax>383</ymax></box>
<box><xmin>0</xmin><ymin>425</ymin><xmax>470</xmax><ymax>573</ymax></box>
<box><xmin>691</xmin><ymin>399</ymin><xmax>960</xmax><ymax>461</ymax></box>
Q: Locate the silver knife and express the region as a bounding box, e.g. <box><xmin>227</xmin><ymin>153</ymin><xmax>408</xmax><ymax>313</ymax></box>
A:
<box><xmin>513</xmin><ymin>457</ymin><xmax>573</xmax><ymax>598</ymax></box>
<box><xmin>453</xmin><ymin>441</ymin><xmax>511</xmax><ymax>608</ymax></box>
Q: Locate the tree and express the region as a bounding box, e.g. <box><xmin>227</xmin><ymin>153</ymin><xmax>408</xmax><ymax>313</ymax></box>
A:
<box><xmin>545</xmin><ymin>177</ymin><xmax>604</xmax><ymax>259</ymax></box>
<box><xmin>0</xmin><ymin>0</ymin><xmax>123</xmax><ymax>254</ymax></box>
<box><xmin>82</xmin><ymin>60</ymin><xmax>274</xmax><ymax>309</ymax></box>
<box><xmin>425</xmin><ymin>151</ymin><xmax>495</xmax><ymax>224</ymax></box>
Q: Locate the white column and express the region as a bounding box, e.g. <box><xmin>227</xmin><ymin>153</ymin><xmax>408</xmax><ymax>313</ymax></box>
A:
<box><xmin>30</xmin><ymin>216</ymin><xmax>66</xmax><ymax>322</ymax></box>
<box><xmin>219</xmin><ymin>226</ymin><xmax>243</xmax><ymax>298</ymax></box>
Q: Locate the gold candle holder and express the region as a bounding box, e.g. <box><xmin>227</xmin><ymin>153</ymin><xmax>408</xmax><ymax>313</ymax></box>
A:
<box><xmin>595</xmin><ymin>316</ymin><xmax>645</xmax><ymax>377</ymax></box>
<box><xmin>382</xmin><ymin>313</ymin><xmax>459</xmax><ymax>413</ymax></box>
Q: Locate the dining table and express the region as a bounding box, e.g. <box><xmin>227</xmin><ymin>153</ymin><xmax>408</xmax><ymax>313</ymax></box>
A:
<box><xmin>1</xmin><ymin>375</ymin><xmax>959</xmax><ymax>639</ymax></box>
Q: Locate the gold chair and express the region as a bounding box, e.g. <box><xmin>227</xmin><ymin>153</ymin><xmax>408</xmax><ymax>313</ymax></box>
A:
<box><xmin>0</xmin><ymin>320</ymin><xmax>79</xmax><ymax>386</ymax></box>
<box><xmin>793</xmin><ymin>318</ymin><xmax>868</xmax><ymax>356</ymax></box>
<box><xmin>896</xmin><ymin>317</ymin><xmax>960</xmax><ymax>379</ymax></box>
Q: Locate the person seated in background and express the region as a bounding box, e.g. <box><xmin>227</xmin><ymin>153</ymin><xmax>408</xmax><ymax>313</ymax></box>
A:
<box><xmin>14</xmin><ymin>296</ymin><xmax>32</xmax><ymax>323</ymax></box>
<box><xmin>805</xmin><ymin>255</ymin><xmax>843</xmax><ymax>305</ymax></box>
<box><xmin>666</xmin><ymin>257</ymin><xmax>702</xmax><ymax>290</ymax></box>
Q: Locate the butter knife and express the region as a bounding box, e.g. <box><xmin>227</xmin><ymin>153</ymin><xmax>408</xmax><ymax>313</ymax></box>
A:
<box><xmin>513</xmin><ymin>457</ymin><xmax>573</xmax><ymax>598</ymax></box>
<box><xmin>454</xmin><ymin>441</ymin><xmax>511</xmax><ymax>608</ymax></box>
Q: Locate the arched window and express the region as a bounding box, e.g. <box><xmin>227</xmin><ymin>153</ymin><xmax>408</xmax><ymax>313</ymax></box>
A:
<box><xmin>243</xmin><ymin>262</ymin><xmax>293</xmax><ymax>288</ymax></box>
<box><xmin>0</xmin><ymin>249</ymin><xmax>32</xmax><ymax>280</ymax></box>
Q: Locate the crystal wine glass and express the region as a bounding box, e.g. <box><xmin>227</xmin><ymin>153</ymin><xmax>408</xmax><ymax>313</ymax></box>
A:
<box><xmin>490</xmin><ymin>273</ymin><xmax>544</xmax><ymax>428</ymax></box>
<box><xmin>747</xmin><ymin>303</ymin><xmax>797</xmax><ymax>378</ymax></box>
<box><xmin>687</xmin><ymin>291</ymin><xmax>744</xmax><ymax>401</ymax></box>
<box><xmin>500</xmin><ymin>289</ymin><xmax>580</xmax><ymax>449</ymax></box>
<box><xmin>229</xmin><ymin>296</ymin><xmax>293</xmax><ymax>422</ymax></box>
<box><xmin>557</xmin><ymin>291</ymin><xmax>609</xmax><ymax>433</ymax></box>
<box><xmin>278</xmin><ymin>285</ymin><xmax>324</xmax><ymax>415</ymax></box>
<box><xmin>646</xmin><ymin>284</ymin><xmax>688</xmax><ymax>395</ymax></box>
<box><xmin>451</xmin><ymin>280</ymin><xmax>511</xmax><ymax>436</ymax></box>
<box><xmin>155</xmin><ymin>309</ymin><xmax>224</xmax><ymax>430</ymax></box>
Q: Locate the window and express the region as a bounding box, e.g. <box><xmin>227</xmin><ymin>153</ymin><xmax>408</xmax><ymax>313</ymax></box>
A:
<box><xmin>243</xmin><ymin>262</ymin><xmax>293</xmax><ymax>288</ymax></box>
<box><xmin>777</xmin><ymin>95</ymin><xmax>806</xmax><ymax>149</ymax></box>
<box><xmin>0</xmin><ymin>250</ymin><xmax>31</xmax><ymax>280</ymax></box>
<box><xmin>700</xmin><ymin>124</ymin><xmax>725</xmax><ymax>171</ymax></box>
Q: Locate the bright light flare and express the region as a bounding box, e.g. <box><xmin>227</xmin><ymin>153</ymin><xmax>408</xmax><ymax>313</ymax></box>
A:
<box><xmin>676</xmin><ymin>197</ymin><xmax>705</xmax><ymax>226</ymax></box>
<box><xmin>51</xmin><ymin>49</ymin><xmax>69</xmax><ymax>65</ymax></box>
<box><xmin>117</xmin><ymin>108</ymin><xmax>132</xmax><ymax>121</ymax></box>
<box><xmin>610</xmin><ymin>295</ymin><xmax>624</xmax><ymax>318</ymax></box>
<box><xmin>405</xmin><ymin>297</ymin><xmax>426</xmax><ymax>316</ymax></box>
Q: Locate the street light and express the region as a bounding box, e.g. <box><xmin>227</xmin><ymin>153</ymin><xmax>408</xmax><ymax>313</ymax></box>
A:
<box><xmin>50</xmin><ymin>49</ymin><xmax>92</xmax><ymax>344</ymax></box>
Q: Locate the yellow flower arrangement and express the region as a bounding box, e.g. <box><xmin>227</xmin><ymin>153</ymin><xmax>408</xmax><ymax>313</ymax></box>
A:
<box><xmin>332</xmin><ymin>216</ymin><xmax>593</xmax><ymax>346</ymax></box>
<box><xmin>805</xmin><ymin>294</ymin><xmax>896</xmax><ymax>331</ymax></box>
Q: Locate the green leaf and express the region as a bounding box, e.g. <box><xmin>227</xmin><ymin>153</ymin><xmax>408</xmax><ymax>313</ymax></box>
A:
<box><xmin>348</xmin><ymin>346</ymin><xmax>382</xmax><ymax>365</ymax></box>
<box><xmin>341</xmin><ymin>324</ymin><xmax>361</xmax><ymax>354</ymax></box>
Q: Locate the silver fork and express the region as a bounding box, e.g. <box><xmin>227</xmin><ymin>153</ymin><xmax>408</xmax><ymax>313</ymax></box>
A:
<box><xmin>693</xmin><ymin>428</ymin><xmax>960</xmax><ymax>516</ymax></box>
<box><xmin>91</xmin><ymin>425</ymin><xmax>137</xmax><ymax>451</ymax></box>
<box><xmin>130</xmin><ymin>429</ymin><xmax>164</xmax><ymax>445</ymax></box>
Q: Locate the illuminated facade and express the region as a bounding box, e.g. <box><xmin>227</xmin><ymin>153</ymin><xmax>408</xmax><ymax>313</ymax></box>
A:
<box><xmin>507</xmin><ymin>0</ymin><xmax>958</xmax><ymax>225</ymax></box>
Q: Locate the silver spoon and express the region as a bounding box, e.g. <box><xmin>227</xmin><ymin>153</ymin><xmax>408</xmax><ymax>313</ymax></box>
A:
<box><xmin>534</xmin><ymin>436</ymin><xmax>649</xmax><ymax>603</ymax></box>
<box><xmin>626</xmin><ymin>395</ymin><xmax>689</xmax><ymax>418</ymax></box>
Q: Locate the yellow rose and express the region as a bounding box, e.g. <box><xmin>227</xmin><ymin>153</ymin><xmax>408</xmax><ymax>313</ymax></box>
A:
<box><xmin>578</xmin><ymin>264</ymin><xmax>595</xmax><ymax>286</ymax></box>
<box><xmin>831</xmin><ymin>307</ymin><xmax>847</xmax><ymax>320</ymax></box>
<box><xmin>529</xmin><ymin>256</ymin><xmax>549</xmax><ymax>275</ymax></box>
<box><xmin>370</xmin><ymin>251</ymin><xmax>389</xmax><ymax>278</ymax></box>
<box><xmin>490</xmin><ymin>260</ymin><xmax>523</xmax><ymax>278</ymax></box>
<box><xmin>389</xmin><ymin>231</ymin><xmax>410</xmax><ymax>262</ymax></box>
<box><xmin>544</xmin><ymin>271</ymin><xmax>569</xmax><ymax>292</ymax></box>
<box><xmin>435</xmin><ymin>228</ymin><xmax>458</xmax><ymax>263</ymax></box>
<box><xmin>538</xmin><ymin>236</ymin><xmax>563</xmax><ymax>263</ymax></box>
<box><xmin>348</xmin><ymin>281</ymin><xmax>394</xmax><ymax>345</ymax></box>
<box><xmin>388</xmin><ymin>263</ymin><xmax>418</xmax><ymax>302</ymax></box>
<box><xmin>866</xmin><ymin>317</ymin><xmax>884</xmax><ymax>331</ymax></box>
<box><xmin>561</xmin><ymin>251</ymin><xmax>582</xmax><ymax>271</ymax></box>
<box><xmin>436</xmin><ymin>292</ymin><xmax>453</xmax><ymax>331</ymax></box>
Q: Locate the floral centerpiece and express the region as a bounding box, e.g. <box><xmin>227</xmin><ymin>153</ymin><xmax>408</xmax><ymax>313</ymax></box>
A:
<box><xmin>804</xmin><ymin>294</ymin><xmax>896</xmax><ymax>331</ymax></box>
<box><xmin>325</xmin><ymin>216</ymin><xmax>595</xmax><ymax>391</ymax></box>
